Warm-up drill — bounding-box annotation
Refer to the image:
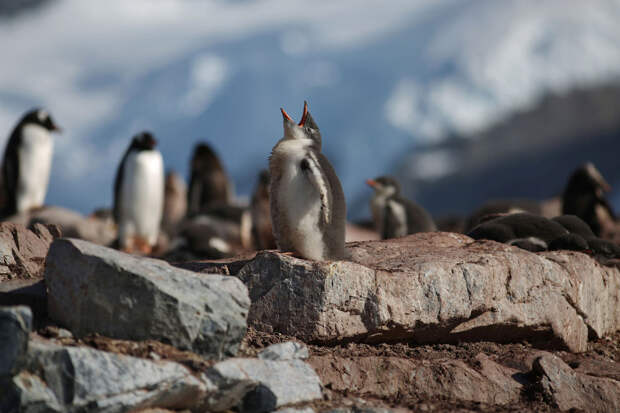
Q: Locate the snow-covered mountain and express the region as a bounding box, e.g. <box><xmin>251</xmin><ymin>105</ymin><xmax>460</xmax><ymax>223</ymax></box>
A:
<box><xmin>1</xmin><ymin>0</ymin><xmax>620</xmax><ymax>219</ymax></box>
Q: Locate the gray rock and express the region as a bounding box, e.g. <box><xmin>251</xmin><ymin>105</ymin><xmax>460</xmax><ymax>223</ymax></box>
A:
<box><xmin>2</xmin><ymin>371</ymin><xmax>63</xmax><ymax>413</ymax></box>
<box><xmin>45</xmin><ymin>238</ymin><xmax>250</xmax><ymax>359</ymax></box>
<box><xmin>4</xmin><ymin>340</ymin><xmax>210</xmax><ymax>413</ymax></box>
<box><xmin>534</xmin><ymin>353</ymin><xmax>620</xmax><ymax>412</ymax></box>
<box><xmin>258</xmin><ymin>341</ymin><xmax>309</xmax><ymax>361</ymax></box>
<box><xmin>205</xmin><ymin>358</ymin><xmax>322</xmax><ymax>413</ymax></box>
<box><xmin>0</xmin><ymin>306</ymin><xmax>32</xmax><ymax>377</ymax></box>
<box><xmin>230</xmin><ymin>232</ymin><xmax>620</xmax><ymax>352</ymax></box>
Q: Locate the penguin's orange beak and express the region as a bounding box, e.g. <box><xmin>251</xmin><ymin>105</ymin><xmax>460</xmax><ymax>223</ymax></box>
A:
<box><xmin>366</xmin><ymin>179</ymin><xmax>377</xmax><ymax>188</ymax></box>
<box><xmin>298</xmin><ymin>101</ymin><xmax>308</xmax><ymax>127</ymax></box>
<box><xmin>281</xmin><ymin>107</ymin><xmax>293</xmax><ymax>122</ymax></box>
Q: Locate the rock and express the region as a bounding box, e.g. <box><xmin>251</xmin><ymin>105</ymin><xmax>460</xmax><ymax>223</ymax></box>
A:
<box><xmin>7</xmin><ymin>205</ymin><xmax>116</xmax><ymax>246</ymax></box>
<box><xmin>534</xmin><ymin>353</ymin><xmax>620</xmax><ymax>412</ymax></box>
<box><xmin>3</xmin><ymin>339</ymin><xmax>209</xmax><ymax>413</ymax></box>
<box><xmin>2</xmin><ymin>371</ymin><xmax>63</xmax><ymax>413</ymax></box>
<box><xmin>310</xmin><ymin>353</ymin><xmax>521</xmax><ymax>405</ymax></box>
<box><xmin>258</xmin><ymin>341</ymin><xmax>309</xmax><ymax>361</ymax></box>
<box><xmin>205</xmin><ymin>358</ymin><xmax>322</xmax><ymax>412</ymax></box>
<box><xmin>0</xmin><ymin>306</ymin><xmax>32</xmax><ymax>377</ymax></box>
<box><xmin>275</xmin><ymin>408</ymin><xmax>316</xmax><ymax>413</ymax></box>
<box><xmin>0</xmin><ymin>279</ymin><xmax>47</xmax><ymax>323</ymax></box>
<box><xmin>45</xmin><ymin>238</ymin><xmax>250</xmax><ymax>359</ymax></box>
<box><xmin>224</xmin><ymin>232</ymin><xmax>620</xmax><ymax>352</ymax></box>
<box><xmin>0</xmin><ymin>222</ymin><xmax>59</xmax><ymax>281</ymax></box>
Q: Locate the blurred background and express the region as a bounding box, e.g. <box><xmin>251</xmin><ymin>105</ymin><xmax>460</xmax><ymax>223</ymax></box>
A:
<box><xmin>1</xmin><ymin>0</ymin><xmax>619</xmax><ymax>221</ymax></box>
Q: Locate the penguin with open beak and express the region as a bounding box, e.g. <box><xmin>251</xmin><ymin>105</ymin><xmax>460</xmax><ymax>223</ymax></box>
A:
<box><xmin>366</xmin><ymin>175</ymin><xmax>436</xmax><ymax>239</ymax></box>
<box><xmin>268</xmin><ymin>101</ymin><xmax>346</xmax><ymax>261</ymax></box>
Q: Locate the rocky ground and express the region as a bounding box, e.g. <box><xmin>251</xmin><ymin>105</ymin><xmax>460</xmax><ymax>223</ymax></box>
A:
<box><xmin>2</xmin><ymin>222</ymin><xmax>620</xmax><ymax>412</ymax></box>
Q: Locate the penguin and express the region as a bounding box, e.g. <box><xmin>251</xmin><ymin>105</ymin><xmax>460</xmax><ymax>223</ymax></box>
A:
<box><xmin>113</xmin><ymin>131</ymin><xmax>164</xmax><ymax>254</ymax></box>
<box><xmin>187</xmin><ymin>142</ymin><xmax>232</xmax><ymax>217</ymax></box>
<box><xmin>562</xmin><ymin>162</ymin><xmax>615</xmax><ymax>236</ymax></box>
<box><xmin>1</xmin><ymin>108</ymin><xmax>61</xmax><ymax>217</ymax></box>
<box><xmin>250</xmin><ymin>169</ymin><xmax>276</xmax><ymax>250</ymax></box>
<box><xmin>269</xmin><ymin>101</ymin><xmax>346</xmax><ymax>261</ymax></box>
<box><xmin>366</xmin><ymin>176</ymin><xmax>436</xmax><ymax>239</ymax></box>
<box><xmin>162</xmin><ymin>170</ymin><xmax>187</xmax><ymax>238</ymax></box>
<box><xmin>467</xmin><ymin>213</ymin><xmax>568</xmax><ymax>252</ymax></box>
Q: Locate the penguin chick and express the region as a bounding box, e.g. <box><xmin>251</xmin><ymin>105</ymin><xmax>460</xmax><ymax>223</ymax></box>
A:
<box><xmin>366</xmin><ymin>176</ymin><xmax>436</xmax><ymax>239</ymax></box>
<box><xmin>113</xmin><ymin>131</ymin><xmax>164</xmax><ymax>254</ymax></box>
<box><xmin>251</xmin><ymin>169</ymin><xmax>276</xmax><ymax>250</ymax></box>
<box><xmin>467</xmin><ymin>213</ymin><xmax>568</xmax><ymax>250</ymax></box>
<box><xmin>269</xmin><ymin>101</ymin><xmax>346</xmax><ymax>261</ymax></box>
<box><xmin>187</xmin><ymin>142</ymin><xmax>232</xmax><ymax>216</ymax></box>
<box><xmin>1</xmin><ymin>108</ymin><xmax>61</xmax><ymax>217</ymax></box>
<box><xmin>562</xmin><ymin>162</ymin><xmax>615</xmax><ymax>236</ymax></box>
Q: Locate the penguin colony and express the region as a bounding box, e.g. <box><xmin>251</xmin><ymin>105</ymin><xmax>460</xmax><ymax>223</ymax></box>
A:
<box><xmin>0</xmin><ymin>104</ymin><xmax>618</xmax><ymax>263</ymax></box>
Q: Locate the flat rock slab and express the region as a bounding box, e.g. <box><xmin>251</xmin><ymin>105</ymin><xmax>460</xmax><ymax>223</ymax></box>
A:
<box><xmin>201</xmin><ymin>233</ymin><xmax>620</xmax><ymax>352</ymax></box>
<box><xmin>45</xmin><ymin>238</ymin><xmax>250</xmax><ymax>359</ymax></box>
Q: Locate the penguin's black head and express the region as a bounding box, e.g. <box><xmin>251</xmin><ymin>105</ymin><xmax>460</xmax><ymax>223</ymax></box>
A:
<box><xmin>130</xmin><ymin>131</ymin><xmax>157</xmax><ymax>151</ymax></box>
<box><xmin>564</xmin><ymin>162</ymin><xmax>611</xmax><ymax>200</ymax></box>
<box><xmin>366</xmin><ymin>175</ymin><xmax>401</xmax><ymax>196</ymax></box>
<box><xmin>193</xmin><ymin>143</ymin><xmax>218</xmax><ymax>162</ymax></box>
<box><xmin>21</xmin><ymin>108</ymin><xmax>61</xmax><ymax>132</ymax></box>
<box><xmin>280</xmin><ymin>101</ymin><xmax>321</xmax><ymax>150</ymax></box>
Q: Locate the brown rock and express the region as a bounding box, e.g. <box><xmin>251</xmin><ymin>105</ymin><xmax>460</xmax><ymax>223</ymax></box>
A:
<box><xmin>218</xmin><ymin>232</ymin><xmax>620</xmax><ymax>352</ymax></box>
<box><xmin>310</xmin><ymin>352</ymin><xmax>521</xmax><ymax>405</ymax></box>
<box><xmin>534</xmin><ymin>353</ymin><xmax>620</xmax><ymax>412</ymax></box>
<box><xmin>0</xmin><ymin>222</ymin><xmax>59</xmax><ymax>281</ymax></box>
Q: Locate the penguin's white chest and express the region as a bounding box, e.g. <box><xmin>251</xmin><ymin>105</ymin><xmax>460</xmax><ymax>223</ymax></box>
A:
<box><xmin>119</xmin><ymin>150</ymin><xmax>164</xmax><ymax>246</ymax></box>
<box><xmin>275</xmin><ymin>140</ymin><xmax>325</xmax><ymax>259</ymax></box>
<box><xmin>16</xmin><ymin>124</ymin><xmax>53</xmax><ymax>213</ymax></box>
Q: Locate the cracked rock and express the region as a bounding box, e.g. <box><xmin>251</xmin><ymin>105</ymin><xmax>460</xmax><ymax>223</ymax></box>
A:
<box><xmin>219</xmin><ymin>232</ymin><xmax>620</xmax><ymax>352</ymax></box>
<box><xmin>45</xmin><ymin>238</ymin><xmax>250</xmax><ymax>359</ymax></box>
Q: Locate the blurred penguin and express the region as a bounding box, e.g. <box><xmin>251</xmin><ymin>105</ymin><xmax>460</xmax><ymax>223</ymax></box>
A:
<box><xmin>366</xmin><ymin>175</ymin><xmax>436</xmax><ymax>239</ymax></box>
<box><xmin>562</xmin><ymin>162</ymin><xmax>615</xmax><ymax>237</ymax></box>
<box><xmin>162</xmin><ymin>170</ymin><xmax>187</xmax><ymax>238</ymax></box>
<box><xmin>187</xmin><ymin>142</ymin><xmax>232</xmax><ymax>216</ymax></box>
<box><xmin>1</xmin><ymin>108</ymin><xmax>61</xmax><ymax>217</ymax></box>
<box><xmin>113</xmin><ymin>131</ymin><xmax>164</xmax><ymax>254</ymax></box>
<box><xmin>250</xmin><ymin>169</ymin><xmax>276</xmax><ymax>250</ymax></box>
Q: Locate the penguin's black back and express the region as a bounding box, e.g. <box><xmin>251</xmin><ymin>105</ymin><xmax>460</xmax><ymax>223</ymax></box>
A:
<box><xmin>394</xmin><ymin>195</ymin><xmax>436</xmax><ymax>234</ymax></box>
<box><xmin>551</xmin><ymin>215</ymin><xmax>595</xmax><ymax>238</ymax></box>
<box><xmin>187</xmin><ymin>143</ymin><xmax>230</xmax><ymax>216</ymax></box>
<box><xmin>467</xmin><ymin>213</ymin><xmax>567</xmax><ymax>244</ymax></box>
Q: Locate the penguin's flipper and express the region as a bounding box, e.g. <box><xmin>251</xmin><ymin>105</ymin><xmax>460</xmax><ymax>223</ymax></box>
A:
<box><xmin>300</xmin><ymin>155</ymin><xmax>330</xmax><ymax>225</ymax></box>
